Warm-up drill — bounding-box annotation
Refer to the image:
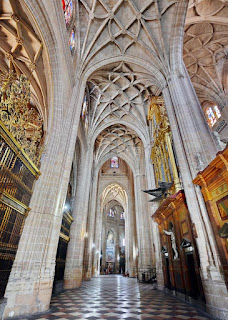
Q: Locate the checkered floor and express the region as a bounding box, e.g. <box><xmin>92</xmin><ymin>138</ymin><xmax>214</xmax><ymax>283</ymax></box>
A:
<box><xmin>27</xmin><ymin>275</ymin><xmax>213</xmax><ymax>320</ymax></box>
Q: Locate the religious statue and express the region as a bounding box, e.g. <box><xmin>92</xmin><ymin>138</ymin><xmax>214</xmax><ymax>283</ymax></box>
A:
<box><xmin>213</xmin><ymin>131</ymin><xmax>227</xmax><ymax>151</ymax></box>
<box><xmin>195</xmin><ymin>152</ymin><xmax>205</xmax><ymax>172</ymax></box>
<box><xmin>163</xmin><ymin>225</ymin><xmax>178</xmax><ymax>259</ymax></box>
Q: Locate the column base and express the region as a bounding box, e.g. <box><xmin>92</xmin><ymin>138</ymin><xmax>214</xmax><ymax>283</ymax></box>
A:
<box><xmin>156</xmin><ymin>271</ymin><xmax>164</xmax><ymax>291</ymax></box>
<box><xmin>203</xmin><ymin>279</ymin><xmax>228</xmax><ymax>320</ymax></box>
<box><xmin>52</xmin><ymin>280</ymin><xmax>64</xmax><ymax>295</ymax></box>
<box><xmin>64</xmin><ymin>278</ymin><xmax>82</xmax><ymax>289</ymax></box>
<box><xmin>0</xmin><ymin>298</ymin><xmax>7</xmax><ymax>319</ymax></box>
<box><xmin>83</xmin><ymin>269</ymin><xmax>92</xmax><ymax>281</ymax></box>
<box><xmin>129</xmin><ymin>271</ymin><xmax>135</xmax><ymax>278</ymax></box>
<box><xmin>157</xmin><ymin>278</ymin><xmax>228</xmax><ymax>320</ymax></box>
<box><xmin>3</xmin><ymin>280</ymin><xmax>52</xmax><ymax>319</ymax></box>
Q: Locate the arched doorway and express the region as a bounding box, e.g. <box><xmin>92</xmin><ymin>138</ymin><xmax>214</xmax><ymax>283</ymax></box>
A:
<box><xmin>101</xmin><ymin>203</ymin><xmax>126</xmax><ymax>274</ymax></box>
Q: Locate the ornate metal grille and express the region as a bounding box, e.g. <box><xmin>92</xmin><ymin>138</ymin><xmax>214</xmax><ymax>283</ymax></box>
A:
<box><xmin>55</xmin><ymin>239</ymin><xmax>68</xmax><ymax>281</ymax></box>
<box><xmin>0</xmin><ymin>204</ymin><xmax>25</xmax><ymax>298</ymax></box>
<box><xmin>53</xmin><ymin>211</ymin><xmax>73</xmax><ymax>291</ymax></box>
<box><xmin>0</xmin><ymin>121</ymin><xmax>40</xmax><ymax>298</ymax></box>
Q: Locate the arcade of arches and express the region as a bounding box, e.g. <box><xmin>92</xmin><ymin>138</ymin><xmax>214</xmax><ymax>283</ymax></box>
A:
<box><xmin>0</xmin><ymin>0</ymin><xmax>228</xmax><ymax>319</ymax></box>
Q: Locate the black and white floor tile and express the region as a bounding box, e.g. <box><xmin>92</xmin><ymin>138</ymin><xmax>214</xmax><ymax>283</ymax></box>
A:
<box><xmin>26</xmin><ymin>275</ymin><xmax>213</xmax><ymax>320</ymax></box>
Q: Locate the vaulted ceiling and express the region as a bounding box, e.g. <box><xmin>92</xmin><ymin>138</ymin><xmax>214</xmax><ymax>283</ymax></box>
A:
<box><xmin>94</xmin><ymin>124</ymin><xmax>142</xmax><ymax>168</ymax></box>
<box><xmin>0</xmin><ymin>0</ymin><xmax>48</xmax><ymax>126</ymax></box>
<box><xmin>1</xmin><ymin>0</ymin><xmax>227</xmax><ymax>168</ymax></box>
<box><xmin>184</xmin><ymin>0</ymin><xmax>228</xmax><ymax>108</ymax></box>
<box><xmin>88</xmin><ymin>62</ymin><xmax>159</xmax><ymax>139</ymax></box>
<box><xmin>86</xmin><ymin>0</ymin><xmax>228</xmax><ymax>171</ymax></box>
<box><xmin>101</xmin><ymin>183</ymin><xmax>127</xmax><ymax>210</ymax></box>
<box><xmin>79</xmin><ymin>0</ymin><xmax>179</xmax><ymax>169</ymax></box>
<box><xmin>78</xmin><ymin>0</ymin><xmax>185</xmax><ymax>80</ymax></box>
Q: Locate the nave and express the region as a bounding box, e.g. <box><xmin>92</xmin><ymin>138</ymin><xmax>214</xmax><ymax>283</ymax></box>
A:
<box><xmin>25</xmin><ymin>276</ymin><xmax>211</xmax><ymax>320</ymax></box>
<box><xmin>0</xmin><ymin>1</ymin><xmax>228</xmax><ymax>319</ymax></box>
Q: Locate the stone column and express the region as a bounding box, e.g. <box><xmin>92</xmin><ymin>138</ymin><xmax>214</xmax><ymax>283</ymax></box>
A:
<box><xmin>3</xmin><ymin>80</ymin><xmax>84</xmax><ymax>318</ymax></box>
<box><xmin>115</xmin><ymin>227</ymin><xmax>119</xmax><ymax>273</ymax></box>
<box><xmin>144</xmin><ymin>144</ymin><xmax>163</xmax><ymax>286</ymax></box>
<box><xmin>162</xmin><ymin>70</ymin><xmax>228</xmax><ymax>319</ymax></box>
<box><xmin>134</xmin><ymin>146</ymin><xmax>153</xmax><ymax>270</ymax></box>
<box><xmin>152</xmin><ymin>221</ymin><xmax>164</xmax><ymax>290</ymax></box>
<box><xmin>125</xmin><ymin>179</ymin><xmax>137</xmax><ymax>277</ymax></box>
<box><xmin>214</xmin><ymin>94</ymin><xmax>228</xmax><ymax>142</ymax></box>
<box><xmin>84</xmin><ymin>168</ymin><xmax>99</xmax><ymax>279</ymax></box>
<box><xmin>144</xmin><ymin>144</ymin><xmax>157</xmax><ymax>265</ymax></box>
<box><xmin>64</xmin><ymin>147</ymin><xmax>94</xmax><ymax>289</ymax></box>
<box><xmin>92</xmin><ymin>196</ymin><xmax>103</xmax><ymax>276</ymax></box>
<box><xmin>3</xmin><ymin>149</ymin><xmax>64</xmax><ymax>318</ymax></box>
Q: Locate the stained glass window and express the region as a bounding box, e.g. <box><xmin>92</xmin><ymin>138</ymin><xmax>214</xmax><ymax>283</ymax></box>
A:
<box><xmin>81</xmin><ymin>95</ymin><xmax>87</xmax><ymax>120</ymax></box>
<box><xmin>205</xmin><ymin>105</ymin><xmax>222</xmax><ymax>128</ymax></box>
<box><xmin>107</xmin><ymin>208</ymin><xmax>115</xmax><ymax>217</ymax></box>
<box><xmin>111</xmin><ymin>156</ymin><xmax>119</xmax><ymax>168</ymax></box>
<box><xmin>62</xmin><ymin>0</ymin><xmax>73</xmax><ymax>24</ymax></box>
<box><xmin>69</xmin><ymin>30</ymin><xmax>75</xmax><ymax>53</ymax></box>
<box><xmin>120</xmin><ymin>212</ymin><xmax>125</xmax><ymax>220</ymax></box>
<box><xmin>214</xmin><ymin>105</ymin><xmax>221</xmax><ymax>119</ymax></box>
<box><xmin>206</xmin><ymin>107</ymin><xmax>216</xmax><ymax>127</ymax></box>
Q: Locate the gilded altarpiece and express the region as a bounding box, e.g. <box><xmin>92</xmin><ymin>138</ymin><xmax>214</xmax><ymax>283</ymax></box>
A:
<box><xmin>193</xmin><ymin>147</ymin><xmax>228</xmax><ymax>287</ymax></box>
<box><xmin>0</xmin><ymin>72</ymin><xmax>43</xmax><ymax>298</ymax></box>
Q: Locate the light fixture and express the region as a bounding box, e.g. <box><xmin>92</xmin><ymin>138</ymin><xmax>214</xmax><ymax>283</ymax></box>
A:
<box><xmin>64</xmin><ymin>204</ymin><xmax>69</xmax><ymax>211</ymax></box>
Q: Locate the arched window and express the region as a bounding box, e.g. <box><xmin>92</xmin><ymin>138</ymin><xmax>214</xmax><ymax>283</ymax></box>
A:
<box><xmin>111</xmin><ymin>156</ymin><xmax>119</xmax><ymax>168</ymax></box>
<box><xmin>62</xmin><ymin>0</ymin><xmax>73</xmax><ymax>24</ymax></box>
<box><xmin>69</xmin><ymin>29</ymin><xmax>75</xmax><ymax>53</ymax></box>
<box><xmin>107</xmin><ymin>208</ymin><xmax>115</xmax><ymax>217</ymax></box>
<box><xmin>205</xmin><ymin>105</ymin><xmax>221</xmax><ymax>128</ymax></box>
<box><xmin>81</xmin><ymin>95</ymin><xmax>89</xmax><ymax>130</ymax></box>
<box><xmin>214</xmin><ymin>105</ymin><xmax>221</xmax><ymax>119</ymax></box>
<box><xmin>120</xmin><ymin>212</ymin><xmax>125</xmax><ymax>220</ymax></box>
<box><xmin>206</xmin><ymin>107</ymin><xmax>216</xmax><ymax>127</ymax></box>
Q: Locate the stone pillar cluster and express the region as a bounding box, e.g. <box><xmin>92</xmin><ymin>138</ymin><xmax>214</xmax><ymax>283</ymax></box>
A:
<box><xmin>1</xmin><ymin>1</ymin><xmax>228</xmax><ymax>320</ymax></box>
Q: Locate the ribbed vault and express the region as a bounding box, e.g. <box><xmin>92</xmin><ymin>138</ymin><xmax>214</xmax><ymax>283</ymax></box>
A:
<box><xmin>101</xmin><ymin>183</ymin><xmax>127</xmax><ymax>210</ymax></box>
<box><xmin>88</xmin><ymin>62</ymin><xmax>160</xmax><ymax>137</ymax></box>
<box><xmin>78</xmin><ymin>0</ymin><xmax>187</xmax><ymax>78</ymax></box>
<box><xmin>94</xmin><ymin>124</ymin><xmax>142</xmax><ymax>169</ymax></box>
<box><xmin>184</xmin><ymin>0</ymin><xmax>228</xmax><ymax>107</ymax></box>
<box><xmin>0</xmin><ymin>0</ymin><xmax>48</xmax><ymax>122</ymax></box>
<box><xmin>88</xmin><ymin>62</ymin><xmax>160</xmax><ymax>164</ymax></box>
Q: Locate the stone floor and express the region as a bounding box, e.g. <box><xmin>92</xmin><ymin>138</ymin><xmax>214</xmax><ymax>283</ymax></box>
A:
<box><xmin>27</xmin><ymin>275</ymin><xmax>213</xmax><ymax>320</ymax></box>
